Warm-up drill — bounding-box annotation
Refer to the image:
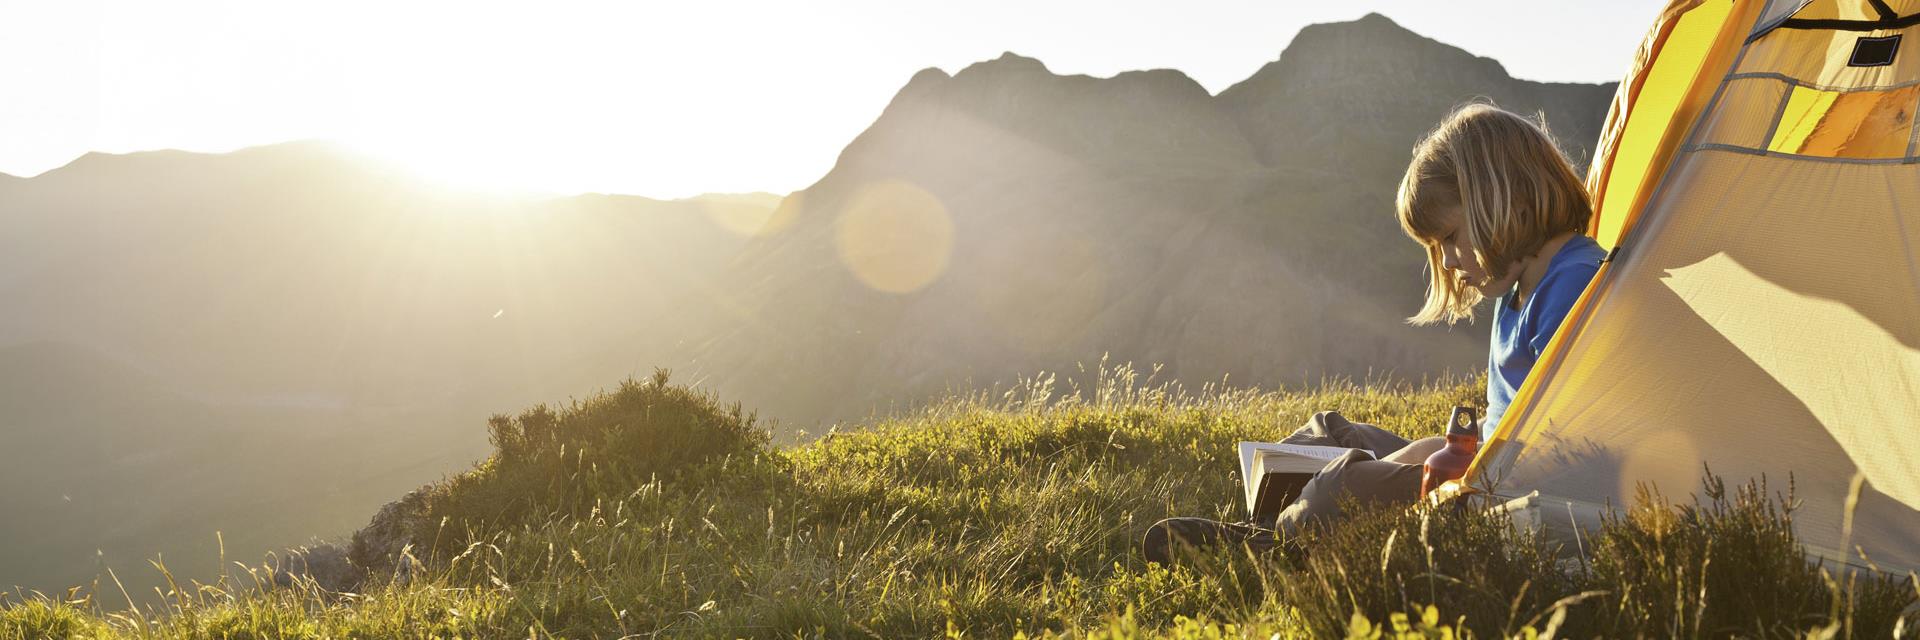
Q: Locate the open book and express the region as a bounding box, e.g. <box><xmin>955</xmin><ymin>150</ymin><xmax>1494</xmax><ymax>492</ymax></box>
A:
<box><xmin>1237</xmin><ymin>441</ymin><xmax>1373</xmax><ymax>520</ymax></box>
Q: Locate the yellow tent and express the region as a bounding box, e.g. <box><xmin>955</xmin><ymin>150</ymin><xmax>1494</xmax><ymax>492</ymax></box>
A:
<box><xmin>1464</xmin><ymin>0</ymin><xmax>1920</xmax><ymax>575</ymax></box>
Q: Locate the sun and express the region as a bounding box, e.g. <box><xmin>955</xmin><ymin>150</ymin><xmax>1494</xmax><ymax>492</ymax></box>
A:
<box><xmin>336</xmin><ymin>135</ymin><xmax>570</xmax><ymax>198</ymax></box>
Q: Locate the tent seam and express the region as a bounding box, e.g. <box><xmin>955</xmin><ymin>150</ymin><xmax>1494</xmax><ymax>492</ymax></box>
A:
<box><xmin>1869</xmin><ymin>0</ymin><xmax>1900</xmax><ymax>21</ymax></box>
<box><xmin>1727</xmin><ymin>71</ymin><xmax>1920</xmax><ymax>92</ymax></box>
<box><xmin>1760</xmin><ymin>76</ymin><xmax>1797</xmax><ymax>152</ymax></box>
<box><xmin>1691</xmin><ymin>143</ymin><xmax>1920</xmax><ymax>163</ymax></box>
<box><xmin>1687</xmin><ymin>142</ymin><xmax>1773</xmax><ymax>155</ymax></box>
<box><xmin>1906</xmin><ymin>84</ymin><xmax>1920</xmax><ymax>161</ymax></box>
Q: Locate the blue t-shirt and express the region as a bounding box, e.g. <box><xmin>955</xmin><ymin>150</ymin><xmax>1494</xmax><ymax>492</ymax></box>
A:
<box><xmin>1483</xmin><ymin>234</ymin><xmax>1607</xmax><ymax>439</ymax></box>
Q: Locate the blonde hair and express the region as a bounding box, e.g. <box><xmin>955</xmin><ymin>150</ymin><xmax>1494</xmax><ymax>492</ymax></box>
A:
<box><xmin>1396</xmin><ymin>102</ymin><xmax>1592</xmax><ymax>325</ymax></box>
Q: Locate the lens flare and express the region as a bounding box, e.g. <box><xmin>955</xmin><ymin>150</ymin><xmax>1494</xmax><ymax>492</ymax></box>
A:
<box><xmin>833</xmin><ymin>180</ymin><xmax>953</xmax><ymax>294</ymax></box>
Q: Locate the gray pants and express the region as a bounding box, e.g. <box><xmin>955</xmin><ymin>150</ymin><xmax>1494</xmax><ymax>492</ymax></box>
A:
<box><xmin>1143</xmin><ymin>411</ymin><xmax>1425</xmax><ymax>564</ymax></box>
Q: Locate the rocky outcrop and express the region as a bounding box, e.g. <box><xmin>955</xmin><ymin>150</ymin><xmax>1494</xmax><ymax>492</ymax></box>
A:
<box><xmin>345</xmin><ymin>488</ymin><xmax>435</xmax><ymax>582</ymax></box>
<box><xmin>264</xmin><ymin>486</ymin><xmax>435</xmax><ymax>593</ymax></box>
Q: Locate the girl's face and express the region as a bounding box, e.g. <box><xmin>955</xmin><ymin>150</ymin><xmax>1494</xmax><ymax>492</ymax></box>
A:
<box><xmin>1432</xmin><ymin>204</ymin><xmax>1521</xmax><ymax>298</ymax></box>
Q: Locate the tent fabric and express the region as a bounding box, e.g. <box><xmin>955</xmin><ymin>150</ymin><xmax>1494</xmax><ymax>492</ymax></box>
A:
<box><xmin>1479</xmin><ymin>0</ymin><xmax>1763</xmax><ymax>464</ymax></box>
<box><xmin>1466</xmin><ymin>0</ymin><xmax>1920</xmax><ymax>575</ymax></box>
<box><xmin>1694</xmin><ymin>77</ymin><xmax>1793</xmax><ymax>148</ymax></box>
<box><xmin>1738</xmin><ymin>23</ymin><xmax>1920</xmax><ymax>89</ymax></box>
<box><xmin>1765</xmin><ymin>83</ymin><xmax>1920</xmax><ymax>157</ymax></box>
<box><xmin>1586</xmin><ymin>0</ymin><xmax>1725</xmax><ymax>251</ymax></box>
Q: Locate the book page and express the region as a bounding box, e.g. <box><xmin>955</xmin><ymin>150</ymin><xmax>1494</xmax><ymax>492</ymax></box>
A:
<box><xmin>1237</xmin><ymin>441</ymin><xmax>1375</xmax><ymax>514</ymax></box>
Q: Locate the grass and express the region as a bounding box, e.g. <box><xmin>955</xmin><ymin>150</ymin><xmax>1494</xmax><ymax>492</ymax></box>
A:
<box><xmin>4</xmin><ymin>363</ymin><xmax>1915</xmax><ymax>638</ymax></box>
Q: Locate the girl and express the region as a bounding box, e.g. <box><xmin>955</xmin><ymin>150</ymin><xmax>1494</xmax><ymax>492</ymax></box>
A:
<box><xmin>1144</xmin><ymin>102</ymin><xmax>1608</xmax><ymax>564</ymax></box>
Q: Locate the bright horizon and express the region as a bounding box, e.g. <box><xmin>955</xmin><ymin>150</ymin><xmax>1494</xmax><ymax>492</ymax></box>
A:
<box><xmin>1</xmin><ymin>0</ymin><xmax>1667</xmax><ymax>198</ymax></box>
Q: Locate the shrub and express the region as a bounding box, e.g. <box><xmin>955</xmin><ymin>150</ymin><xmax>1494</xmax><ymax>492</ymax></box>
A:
<box><xmin>1581</xmin><ymin>473</ymin><xmax>1918</xmax><ymax>638</ymax></box>
<box><xmin>421</xmin><ymin>369</ymin><xmax>772</xmax><ymax>550</ymax></box>
<box><xmin>0</xmin><ymin>597</ymin><xmax>113</xmax><ymax>640</ymax></box>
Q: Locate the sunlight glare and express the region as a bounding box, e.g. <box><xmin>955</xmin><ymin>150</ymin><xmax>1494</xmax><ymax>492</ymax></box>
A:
<box><xmin>339</xmin><ymin>136</ymin><xmax>571</xmax><ymax>198</ymax></box>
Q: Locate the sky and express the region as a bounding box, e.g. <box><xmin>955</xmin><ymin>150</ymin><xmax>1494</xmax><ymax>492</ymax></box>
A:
<box><xmin>0</xmin><ymin>1</ymin><xmax>1669</xmax><ymax>198</ymax></box>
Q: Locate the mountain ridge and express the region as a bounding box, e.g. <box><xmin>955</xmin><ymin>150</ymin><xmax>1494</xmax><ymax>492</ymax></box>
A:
<box><xmin>678</xmin><ymin>11</ymin><xmax>1610</xmax><ymax>424</ymax></box>
<box><xmin>3</xmin><ymin>13</ymin><xmax>1604</xmax><ymax>198</ymax></box>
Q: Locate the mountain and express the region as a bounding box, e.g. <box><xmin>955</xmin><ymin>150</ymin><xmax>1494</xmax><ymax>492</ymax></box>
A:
<box><xmin>0</xmin><ymin>141</ymin><xmax>770</xmax><ymax>408</ymax></box>
<box><xmin>1221</xmin><ymin>13</ymin><xmax>1611</xmax><ymax>172</ymax></box>
<box><xmin>682</xmin><ymin>13</ymin><xmax>1614</xmax><ymax>424</ymax></box>
<box><xmin>0</xmin><ymin>143</ymin><xmax>780</xmax><ymax>595</ymax></box>
<box><xmin>1217</xmin><ymin>13</ymin><xmax>1613</xmax><ymax>300</ymax></box>
<box><xmin>0</xmin><ymin>12</ymin><xmax>1615</xmax><ymax>595</ymax></box>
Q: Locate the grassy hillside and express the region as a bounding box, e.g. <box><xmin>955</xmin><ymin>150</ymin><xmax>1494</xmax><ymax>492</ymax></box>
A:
<box><xmin>5</xmin><ymin>366</ymin><xmax>1915</xmax><ymax>638</ymax></box>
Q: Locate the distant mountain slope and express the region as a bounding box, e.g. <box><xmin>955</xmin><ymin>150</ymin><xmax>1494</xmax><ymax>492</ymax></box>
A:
<box><xmin>685</xmin><ymin>13</ymin><xmax>1613</xmax><ymax>424</ymax></box>
<box><xmin>0</xmin><ymin>144</ymin><xmax>778</xmax><ymax>595</ymax></box>
<box><xmin>0</xmin><ymin>141</ymin><xmax>770</xmax><ymax>408</ymax></box>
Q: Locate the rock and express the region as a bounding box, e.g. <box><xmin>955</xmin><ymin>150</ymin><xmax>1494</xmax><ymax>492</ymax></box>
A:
<box><xmin>263</xmin><ymin>484</ymin><xmax>434</xmax><ymax>593</ymax></box>
<box><xmin>347</xmin><ymin>486</ymin><xmax>436</xmax><ymax>582</ymax></box>
<box><xmin>266</xmin><ymin>542</ymin><xmax>364</xmax><ymax>593</ymax></box>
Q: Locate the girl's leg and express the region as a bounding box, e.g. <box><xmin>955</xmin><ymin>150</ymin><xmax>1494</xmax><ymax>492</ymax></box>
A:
<box><xmin>1381</xmin><ymin>436</ymin><xmax>1446</xmax><ymax>464</ymax></box>
<box><xmin>1144</xmin><ymin>412</ymin><xmax>1430</xmax><ymax>560</ymax></box>
<box><xmin>1279</xmin><ymin>411</ymin><xmax>1412</xmax><ymax>457</ymax></box>
<box><xmin>1274</xmin><ymin>451</ymin><xmax>1424</xmax><ymax>534</ymax></box>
